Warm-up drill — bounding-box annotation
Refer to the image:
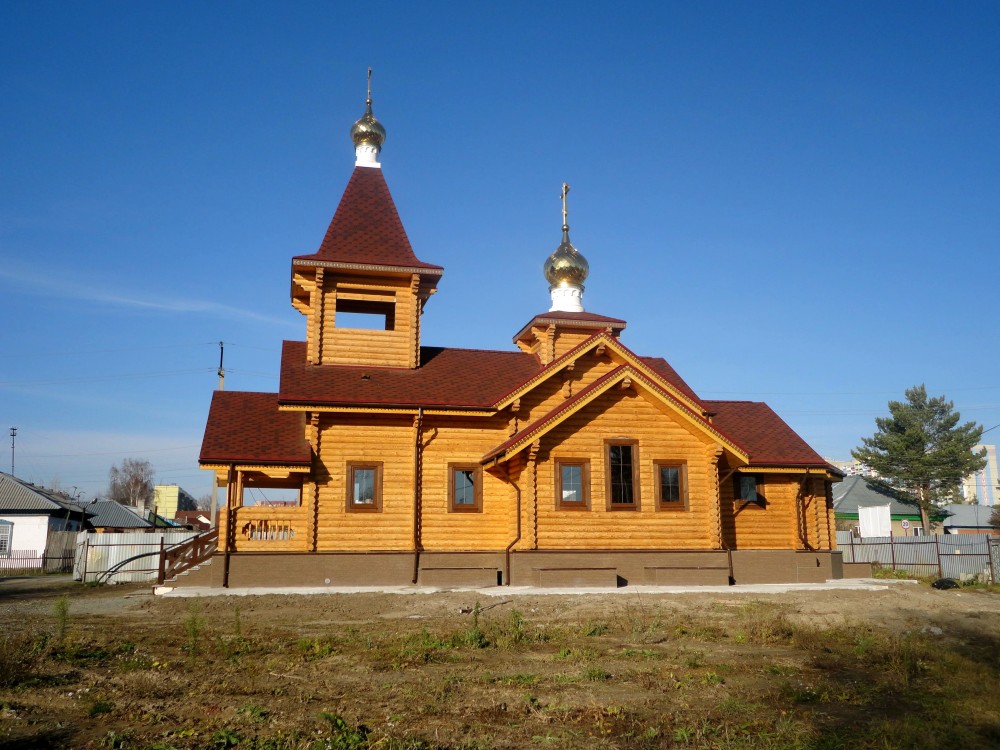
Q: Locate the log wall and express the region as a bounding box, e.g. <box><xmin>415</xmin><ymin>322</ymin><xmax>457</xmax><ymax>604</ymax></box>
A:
<box><xmin>531</xmin><ymin>387</ymin><xmax>716</xmax><ymax>549</ymax></box>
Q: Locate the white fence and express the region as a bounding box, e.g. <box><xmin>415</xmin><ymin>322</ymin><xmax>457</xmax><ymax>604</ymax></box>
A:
<box><xmin>836</xmin><ymin>531</ymin><xmax>997</xmax><ymax>582</ymax></box>
<box><xmin>74</xmin><ymin>531</ymin><xmax>198</xmax><ymax>583</ymax></box>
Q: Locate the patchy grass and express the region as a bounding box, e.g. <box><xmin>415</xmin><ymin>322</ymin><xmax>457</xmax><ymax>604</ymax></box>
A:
<box><xmin>1</xmin><ymin>588</ymin><xmax>999</xmax><ymax>749</ymax></box>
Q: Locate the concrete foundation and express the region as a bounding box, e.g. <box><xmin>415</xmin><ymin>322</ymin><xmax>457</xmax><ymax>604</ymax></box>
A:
<box><xmin>171</xmin><ymin>548</ymin><xmax>844</xmax><ymax>589</ymax></box>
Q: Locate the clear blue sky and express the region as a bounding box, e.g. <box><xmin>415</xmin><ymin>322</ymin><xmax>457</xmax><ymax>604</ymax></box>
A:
<box><xmin>2</xmin><ymin>2</ymin><xmax>999</xmax><ymax>500</ymax></box>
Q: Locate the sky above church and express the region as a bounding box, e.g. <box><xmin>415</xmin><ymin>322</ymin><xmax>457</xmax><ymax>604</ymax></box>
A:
<box><xmin>2</xmin><ymin>2</ymin><xmax>999</xmax><ymax>500</ymax></box>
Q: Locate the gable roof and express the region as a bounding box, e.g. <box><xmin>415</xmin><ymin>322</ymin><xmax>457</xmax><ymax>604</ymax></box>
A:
<box><xmin>0</xmin><ymin>472</ymin><xmax>88</xmax><ymax>514</ymax></box>
<box><xmin>703</xmin><ymin>400</ymin><xmax>829</xmax><ymax>468</ymax></box>
<box><xmin>292</xmin><ymin>167</ymin><xmax>442</xmax><ymax>275</ymax></box>
<box><xmin>200</xmin><ymin>391</ymin><xmax>312</xmax><ymax>465</ymax></box>
<box><xmin>493</xmin><ymin>332</ymin><xmax>705</xmax><ymax>413</ymax></box>
<box><xmin>832</xmin><ymin>475</ymin><xmax>923</xmax><ymax>517</ymax></box>
<box><xmin>278</xmin><ymin>341</ymin><xmax>541</xmax><ymax>409</ymax></box>
<box><xmin>86</xmin><ymin>500</ymin><xmax>152</xmax><ymax>529</ymax></box>
<box><xmin>483</xmin><ymin>364</ymin><xmax>748</xmax><ymax>465</ymax></box>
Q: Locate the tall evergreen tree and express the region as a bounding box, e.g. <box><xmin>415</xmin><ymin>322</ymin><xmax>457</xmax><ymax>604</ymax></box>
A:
<box><xmin>852</xmin><ymin>385</ymin><xmax>986</xmax><ymax>533</ymax></box>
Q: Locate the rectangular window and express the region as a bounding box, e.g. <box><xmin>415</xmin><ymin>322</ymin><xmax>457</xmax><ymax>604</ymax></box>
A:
<box><xmin>655</xmin><ymin>462</ymin><xmax>687</xmax><ymax>510</ymax></box>
<box><xmin>606</xmin><ymin>440</ymin><xmax>639</xmax><ymax>510</ymax></box>
<box><xmin>733</xmin><ymin>473</ymin><xmax>765</xmax><ymax>506</ymax></box>
<box><xmin>449</xmin><ymin>464</ymin><xmax>482</xmax><ymax>512</ymax></box>
<box><xmin>346</xmin><ymin>462</ymin><xmax>382</xmax><ymax>512</ymax></box>
<box><xmin>0</xmin><ymin>524</ymin><xmax>10</xmax><ymax>556</ymax></box>
<box><xmin>556</xmin><ymin>460</ymin><xmax>590</xmax><ymax>509</ymax></box>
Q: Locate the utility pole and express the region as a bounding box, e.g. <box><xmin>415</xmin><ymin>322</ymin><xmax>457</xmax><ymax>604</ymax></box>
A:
<box><xmin>9</xmin><ymin>427</ymin><xmax>16</xmax><ymax>476</ymax></box>
<box><xmin>217</xmin><ymin>341</ymin><xmax>225</xmax><ymax>390</ymax></box>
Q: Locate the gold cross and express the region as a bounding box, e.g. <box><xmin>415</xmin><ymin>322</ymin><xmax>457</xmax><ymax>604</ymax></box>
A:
<box><xmin>561</xmin><ymin>182</ymin><xmax>571</xmax><ymax>229</ymax></box>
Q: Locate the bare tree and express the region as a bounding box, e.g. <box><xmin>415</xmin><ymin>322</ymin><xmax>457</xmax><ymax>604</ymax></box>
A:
<box><xmin>195</xmin><ymin>493</ymin><xmax>214</xmax><ymax>512</ymax></box>
<box><xmin>107</xmin><ymin>458</ymin><xmax>155</xmax><ymax>510</ymax></box>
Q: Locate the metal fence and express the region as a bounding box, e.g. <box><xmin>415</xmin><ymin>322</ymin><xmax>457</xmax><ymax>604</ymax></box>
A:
<box><xmin>836</xmin><ymin>531</ymin><xmax>997</xmax><ymax>583</ymax></box>
<box><xmin>74</xmin><ymin>531</ymin><xmax>198</xmax><ymax>583</ymax></box>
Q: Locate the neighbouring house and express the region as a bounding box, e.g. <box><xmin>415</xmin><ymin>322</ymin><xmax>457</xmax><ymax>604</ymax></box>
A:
<box><xmin>174</xmin><ymin>510</ymin><xmax>212</xmax><ymax>531</ymax></box>
<box><xmin>832</xmin><ymin>475</ymin><xmax>944</xmax><ymax>536</ymax></box>
<box><xmin>941</xmin><ymin>504</ymin><xmax>999</xmax><ymax>535</ymax></box>
<box><xmin>0</xmin><ymin>472</ymin><xmax>88</xmax><ymax>570</ymax></box>
<box><xmin>85</xmin><ymin>500</ymin><xmax>153</xmax><ymax>533</ymax></box>
<box><xmin>195</xmin><ymin>89</ymin><xmax>843</xmax><ymax>589</ymax></box>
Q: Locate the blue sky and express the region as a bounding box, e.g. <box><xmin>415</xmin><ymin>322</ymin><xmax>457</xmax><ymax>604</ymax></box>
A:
<box><xmin>2</xmin><ymin>2</ymin><xmax>999</xmax><ymax>500</ymax></box>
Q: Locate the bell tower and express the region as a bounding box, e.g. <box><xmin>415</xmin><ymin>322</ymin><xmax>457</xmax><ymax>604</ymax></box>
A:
<box><xmin>290</xmin><ymin>71</ymin><xmax>443</xmax><ymax>369</ymax></box>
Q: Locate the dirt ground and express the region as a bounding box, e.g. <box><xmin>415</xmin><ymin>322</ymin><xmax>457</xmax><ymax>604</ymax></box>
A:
<box><xmin>1</xmin><ymin>576</ymin><xmax>999</xmax><ymax>749</ymax></box>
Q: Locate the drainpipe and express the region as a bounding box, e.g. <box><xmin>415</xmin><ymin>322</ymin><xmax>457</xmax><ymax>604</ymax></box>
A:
<box><xmin>222</xmin><ymin>464</ymin><xmax>235</xmax><ymax>589</ymax></box>
<box><xmin>411</xmin><ymin>408</ymin><xmax>424</xmax><ymax>584</ymax></box>
<box><xmin>503</xmin><ymin>462</ymin><xmax>522</xmax><ymax>586</ymax></box>
<box><xmin>796</xmin><ymin>469</ymin><xmax>812</xmax><ymax>550</ymax></box>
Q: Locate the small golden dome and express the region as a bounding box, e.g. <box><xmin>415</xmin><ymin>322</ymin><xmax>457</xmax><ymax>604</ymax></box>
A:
<box><xmin>544</xmin><ymin>229</ymin><xmax>589</xmax><ymax>287</ymax></box>
<box><xmin>350</xmin><ymin>101</ymin><xmax>386</xmax><ymax>149</ymax></box>
<box><xmin>350</xmin><ymin>68</ymin><xmax>386</xmax><ymax>150</ymax></box>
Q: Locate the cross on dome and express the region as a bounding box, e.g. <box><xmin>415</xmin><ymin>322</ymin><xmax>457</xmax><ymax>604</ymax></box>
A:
<box><xmin>543</xmin><ymin>182</ymin><xmax>590</xmax><ymax>312</ymax></box>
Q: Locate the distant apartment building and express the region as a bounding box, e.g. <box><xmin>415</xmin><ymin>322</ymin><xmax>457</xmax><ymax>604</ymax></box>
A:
<box><xmin>152</xmin><ymin>484</ymin><xmax>197</xmax><ymax>519</ymax></box>
<box><xmin>824</xmin><ymin>457</ymin><xmax>876</xmax><ymax>478</ymax></box>
<box><xmin>961</xmin><ymin>444</ymin><xmax>998</xmax><ymax>506</ymax></box>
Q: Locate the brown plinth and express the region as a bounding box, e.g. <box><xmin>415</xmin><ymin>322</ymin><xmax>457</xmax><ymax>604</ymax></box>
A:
<box><xmin>644</xmin><ymin>566</ymin><xmax>729</xmax><ymax>586</ymax></box>
<box><xmin>843</xmin><ymin>562</ymin><xmax>874</xmax><ymax>578</ymax></box>
<box><xmin>534</xmin><ymin>567</ymin><xmax>619</xmax><ymax>587</ymax></box>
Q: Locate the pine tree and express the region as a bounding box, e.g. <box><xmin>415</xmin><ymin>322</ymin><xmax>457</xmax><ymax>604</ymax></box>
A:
<box><xmin>852</xmin><ymin>385</ymin><xmax>986</xmax><ymax>533</ymax></box>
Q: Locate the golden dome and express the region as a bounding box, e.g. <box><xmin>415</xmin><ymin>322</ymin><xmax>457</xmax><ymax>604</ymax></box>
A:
<box><xmin>543</xmin><ymin>229</ymin><xmax>589</xmax><ymax>287</ymax></box>
<box><xmin>350</xmin><ymin>101</ymin><xmax>386</xmax><ymax>149</ymax></box>
<box><xmin>350</xmin><ymin>68</ymin><xmax>386</xmax><ymax>150</ymax></box>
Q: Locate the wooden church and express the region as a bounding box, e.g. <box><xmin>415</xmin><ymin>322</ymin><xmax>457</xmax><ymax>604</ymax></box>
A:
<box><xmin>196</xmin><ymin>84</ymin><xmax>843</xmax><ymax>588</ymax></box>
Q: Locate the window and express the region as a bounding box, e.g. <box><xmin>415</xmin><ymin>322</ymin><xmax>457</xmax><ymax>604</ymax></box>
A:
<box><xmin>733</xmin><ymin>473</ymin><xmax>765</xmax><ymax>506</ymax></box>
<box><xmin>606</xmin><ymin>440</ymin><xmax>639</xmax><ymax>509</ymax></box>
<box><xmin>655</xmin><ymin>462</ymin><xmax>688</xmax><ymax>510</ymax></box>
<box><xmin>346</xmin><ymin>462</ymin><xmax>382</xmax><ymax>512</ymax></box>
<box><xmin>449</xmin><ymin>464</ymin><xmax>482</xmax><ymax>512</ymax></box>
<box><xmin>556</xmin><ymin>459</ymin><xmax>590</xmax><ymax>509</ymax></box>
<box><xmin>335</xmin><ymin>299</ymin><xmax>396</xmax><ymax>330</ymax></box>
<box><xmin>0</xmin><ymin>523</ymin><xmax>10</xmax><ymax>556</ymax></box>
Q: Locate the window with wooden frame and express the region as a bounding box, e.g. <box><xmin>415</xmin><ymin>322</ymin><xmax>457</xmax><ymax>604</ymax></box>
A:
<box><xmin>654</xmin><ymin>461</ymin><xmax>688</xmax><ymax>510</ymax></box>
<box><xmin>556</xmin><ymin>459</ymin><xmax>590</xmax><ymax>509</ymax></box>
<box><xmin>0</xmin><ymin>523</ymin><xmax>10</xmax><ymax>556</ymax></box>
<box><xmin>346</xmin><ymin>462</ymin><xmax>383</xmax><ymax>512</ymax></box>
<box><xmin>733</xmin><ymin>473</ymin><xmax>765</xmax><ymax>507</ymax></box>
<box><xmin>605</xmin><ymin>440</ymin><xmax>639</xmax><ymax>510</ymax></box>
<box><xmin>449</xmin><ymin>464</ymin><xmax>483</xmax><ymax>512</ymax></box>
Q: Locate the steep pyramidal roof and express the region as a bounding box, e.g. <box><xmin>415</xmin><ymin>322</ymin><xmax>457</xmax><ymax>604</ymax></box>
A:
<box><xmin>293</xmin><ymin>167</ymin><xmax>442</xmax><ymax>274</ymax></box>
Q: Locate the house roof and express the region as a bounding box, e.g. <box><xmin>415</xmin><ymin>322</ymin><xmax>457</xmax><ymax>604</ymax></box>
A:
<box><xmin>86</xmin><ymin>500</ymin><xmax>152</xmax><ymax>529</ymax></box>
<box><xmin>278</xmin><ymin>341</ymin><xmax>541</xmax><ymax>409</ymax></box>
<box><xmin>292</xmin><ymin>167</ymin><xmax>443</xmax><ymax>275</ymax></box>
<box><xmin>940</xmin><ymin>503</ymin><xmax>997</xmax><ymax>530</ymax></box>
<box><xmin>200</xmin><ymin>391</ymin><xmax>312</xmax><ymax>465</ymax></box>
<box><xmin>703</xmin><ymin>401</ymin><xmax>829</xmax><ymax>468</ymax></box>
<box><xmin>0</xmin><ymin>472</ymin><xmax>88</xmax><ymax>514</ymax></box>
<box><xmin>831</xmin><ymin>475</ymin><xmax>924</xmax><ymax>517</ymax></box>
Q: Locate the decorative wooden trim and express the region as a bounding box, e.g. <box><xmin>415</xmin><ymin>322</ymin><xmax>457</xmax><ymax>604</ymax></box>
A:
<box><xmin>292</xmin><ymin>258</ymin><xmax>444</xmax><ymax>277</ymax></box>
<box><xmin>605</xmin><ymin>439</ymin><xmax>640</xmax><ymax>511</ymax></box>
<box><xmin>346</xmin><ymin>461</ymin><xmax>383</xmax><ymax>512</ymax></box>
<box><xmin>200</xmin><ymin>463</ymin><xmax>311</xmax><ymax>473</ymax></box>
<box><xmin>278</xmin><ymin>404</ymin><xmax>493</xmax><ymax>417</ymax></box>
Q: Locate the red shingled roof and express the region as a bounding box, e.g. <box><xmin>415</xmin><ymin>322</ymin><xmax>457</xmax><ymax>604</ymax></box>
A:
<box><xmin>293</xmin><ymin>167</ymin><xmax>442</xmax><ymax>273</ymax></box>
<box><xmin>637</xmin><ymin>356</ymin><xmax>703</xmax><ymax>410</ymax></box>
<box><xmin>703</xmin><ymin>400</ymin><xmax>826</xmax><ymax>467</ymax></box>
<box><xmin>279</xmin><ymin>341</ymin><xmax>541</xmax><ymax>408</ymax></box>
<box><xmin>200</xmin><ymin>391</ymin><xmax>311</xmax><ymax>465</ymax></box>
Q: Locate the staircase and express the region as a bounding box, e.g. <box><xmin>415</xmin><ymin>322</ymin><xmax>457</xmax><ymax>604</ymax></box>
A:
<box><xmin>158</xmin><ymin>528</ymin><xmax>219</xmax><ymax>587</ymax></box>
